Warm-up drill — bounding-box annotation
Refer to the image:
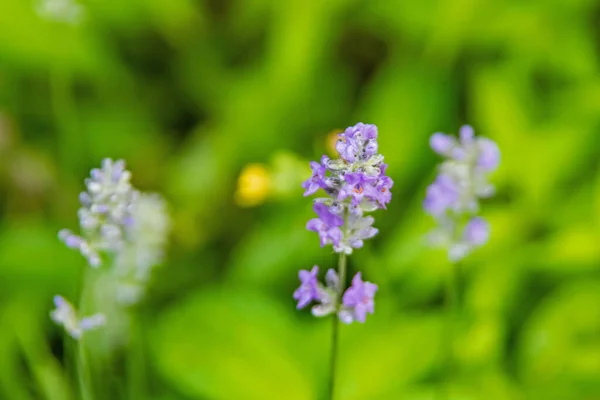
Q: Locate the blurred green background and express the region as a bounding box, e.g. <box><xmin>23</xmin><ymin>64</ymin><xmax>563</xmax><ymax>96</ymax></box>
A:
<box><xmin>0</xmin><ymin>0</ymin><xmax>599</xmax><ymax>399</ymax></box>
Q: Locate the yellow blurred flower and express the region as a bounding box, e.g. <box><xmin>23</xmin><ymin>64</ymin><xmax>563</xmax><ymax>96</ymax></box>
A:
<box><xmin>326</xmin><ymin>129</ymin><xmax>343</xmax><ymax>157</ymax></box>
<box><xmin>235</xmin><ymin>163</ymin><xmax>272</xmax><ymax>207</ymax></box>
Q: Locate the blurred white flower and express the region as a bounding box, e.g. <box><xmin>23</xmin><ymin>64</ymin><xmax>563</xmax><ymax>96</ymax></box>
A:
<box><xmin>50</xmin><ymin>295</ymin><xmax>105</xmax><ymax>339</ymax></box>
<box><xmin>59</xmin><ymin>158</ymin><xmax>137</xmax><ymax>267</ymax></box>
<box><xmin>114</xmin><ymin>192</ymin><xmax>171</xmax><ymax>305</ymax></box>
<box><xmin>37</xmin><ymin>0</ymin><xmax>84</xmax><ymax>24</ymax></box>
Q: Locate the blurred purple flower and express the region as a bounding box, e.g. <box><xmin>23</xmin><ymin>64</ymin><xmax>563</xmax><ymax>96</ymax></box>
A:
<box><xmin>476</xmin><ymin>138</ymin><xmax>500</xmax><ymax>171</ymax></box>
<box><xmin>423</xmin><ymin>174</ymin><xmax>460</xmax><ymax>216</ymax></box>
<box><xmin>424</xmin><ymin>125</ymin><xmax>499</xmax><ymax>261</ymax></box>
<box><xmin>464</xmin><ymin>217</ymin><xmax>489</xmax><ymax>246</ymax></box>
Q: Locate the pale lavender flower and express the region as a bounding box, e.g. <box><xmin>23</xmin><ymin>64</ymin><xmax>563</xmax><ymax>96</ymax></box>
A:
<box><xmin>50</xmin><ymin>295</ymin><xmax>105</xmax><ymax>339</ymax></box>
<box><xmin>336</xmin><ymin>123</ymin><xmax>377</xmax><ymax>162</ymax></box>
<box><xmin>335</xmin><ymin>211</ymin><xmax>378</xmax><ymax>254</ymax></box>
<box><xmin>59</xmin><ymin>158</ymin><xmax>136</xmax><ymax>267</ymax></box>
<box><xmin>306</xmin><ymin>203</ymin><xmax>344</xmax><ymax>248</ymax></box>
<box><xmin>293</xmin><ymin>266</ymin><xmax>339</xmax><ymax>316</ymax></box>
<box><xmin>338</xmin><ymin>172</ymin><xmax>378</xmax><ymax>207</ymax></box>
<box><xmin>430</xmin><ymin>133</ymin><xmax>453</xmax><ymax>154</ymax></box>
<box><xmin>302</xmin><ymin>156</ymin><xmax>328</xmax><ymax>196</ymax></box>
<box><xmin>310</xmin><ymin>268</ymin><xmax>340</xmax><ymax>317</ymax></box>
<box><xmin>423</xmin><ymin>174</ymin><xmax>460</xmax><ymax>216</ymax></box>
<box><xmin>374</xmin><ymin>164</ymin><xmax>393</xmax><ymax>208</ymax></box>
<box><xmin>425</xmin><ymin>125</ymin><xmax>499</xmax><ymax>261</ymax></box>
<box><xmin>464</xmin><ymin>217</ymin><xmax>489</xmax><ymax>246</ymax></box>
<box><xmin>293</xmin><ymin>266</ymin><xmax>320</xmax><ymax>309</ymax></box>
<box><xmin>339</xmin><ymin>273</ymin><xmax>378</xmax><ymax>323</ymax></box>
<box><xmin>476</xmin><ymin>138</ymin><xmax>500</xmax><ymax>171</ymax></box>
<box><xmin>292</xmin><ymin>267</ymin><xmax>378</xmax><ymax>323</ymax></box>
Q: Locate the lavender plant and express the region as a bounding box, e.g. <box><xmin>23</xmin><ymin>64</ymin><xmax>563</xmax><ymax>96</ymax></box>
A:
<box><xmin>424</xmin><ymin>125</ymin><xmax>499</xmax><ymax>261</ymax></box>
<box><xmin>53</xmin><ymin>158</ymin><xmax>170</xmax><ymax>398</ymax></box>
<box><xmin>295</xmin><ymin>122</ymin><xmax>392</xmax><ymax>397</ymax></box>
<box><xmin>424</xmin><ymin>125</ymin><xmax>500</xmax><ymax>395</ymax></box>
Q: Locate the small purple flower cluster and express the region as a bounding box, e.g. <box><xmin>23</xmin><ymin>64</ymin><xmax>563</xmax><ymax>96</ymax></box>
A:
<box><xmin>303</xmin><ymin>123</ymin><xmax>393</xmax><ymax>254</ymax></box>
<box><xmin>293</xmin><ymin>266</ymin><xmax>377</xmax><ymax>324</ymax></box>
<box><xmin>295</xmin><ymin>122</ymin><xmax>391</xmax><ymax>323</ymax></box>
<box><xmin>424</xmin><ymin>125</ymin><xmax>500</xmax><ymax>261</ymax></box>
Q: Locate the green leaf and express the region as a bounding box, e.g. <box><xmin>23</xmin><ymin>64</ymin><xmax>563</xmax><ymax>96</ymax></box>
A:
<box><xmin>151</xmin><ymin>288</ymin><xmax>319</xmax><ymax>400</ymax></box>
<box><xmin>518</xmin><ymin>280</ymin><xmax>600</xmax><ymax>398</ymax></box>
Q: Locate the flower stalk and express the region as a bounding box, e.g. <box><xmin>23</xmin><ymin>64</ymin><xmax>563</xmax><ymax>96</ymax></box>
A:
<box><xmin>424</xmin><ymin>125</ymin><xmax>500</xmax><ymax>397</ymax></box>
<box><xmin>328</xmin><ymin>251</ymin><xmax>346</xmax><ymax>400</ymax></box>
<box><xmin>294</xmin><ymin>122</ymin><xmax>392</xmax><ymax>398</ymax></box>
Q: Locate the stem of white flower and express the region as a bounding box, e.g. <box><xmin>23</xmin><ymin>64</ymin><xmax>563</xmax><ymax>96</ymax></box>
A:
<box><xmin>438</xmin><ymin>261</ymin><xmax>460</xmax><ymax>399</ymax></box>
<box><xmin>75</xmin><ymin>262</ymin><xmax>93</xmax><ymax>400</ymax></box>
<box><xmin>77</xmin><ymin>337</ymin><xmax>93</xmax><ymax>400</ymax></box>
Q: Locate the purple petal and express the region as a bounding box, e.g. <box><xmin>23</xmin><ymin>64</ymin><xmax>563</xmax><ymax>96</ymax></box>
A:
<box><xmin>298</xmin><ymin>270</ymin><xmax>311</xmax><ymax>282</ymax></box>
<box><xmin>306</xmin><ymin>218</ymin><xmax>323</xmax><ymax>232</ymax></box>
<box><xmin>363</xmin><ymin>124</ymin><xmax>378</xmax><ymax>139</ymax></box>
<box><xmin>477</xmin><ymin>138</ymin><xmax>500</xmax><ymax>171</ymax></box>
<box><xmin>313</xmin><ymin>203</ymin><xmax>343</xmax><ymax>227</ymax></box>
<box><xmin>296</xmin><ymin>293</ymin><xmax>312</xmax><ymax>309</ymax></box>
<box><xmin>328</xmin><ymin>227</ymin><xmax>343</xmax><ymax>246</ymax></box>
<box><xmin>464</xmin><ymin>217</ymin><xmax>490</xmax><ymax>245</ymax></box>
<box><xmin>459</xmin><ymin>125</ymin><xmax>474</xmax><ymax>143</ymax></box>
<box><xmin>326</xmin><ymin>269</ymin><xmax>339</xmax><ymax>290</ymax></box>
<box><xmin>354</xmin><ymin>304</ymin><xmax>368</xmax><ymax>323</ymax></box>
<box><xmin>352</xmin><ymin>272</ymin><xmax>363</xmax><ymax>287</ymax></box>
<box><xmin>364</xmin><ymin>282</ymin><xmax>378</xmax><ymax>297</ymax></box>
<box><xmin>430</xmin><ymin>133</ymin><xmax>454</xmax><ymax>154</ymax></box>
<box><xmin>53</xmin><ymin>295</ymin><xmax>65</xmax><ymax>307</ymax></box>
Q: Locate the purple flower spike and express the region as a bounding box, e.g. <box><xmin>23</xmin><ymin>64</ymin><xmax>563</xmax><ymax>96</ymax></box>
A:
<box><xmin>341</xmin><ymin>273</ymin><xmax>378</xmax><ymax>323</ymax></box>
<box><xmin>464</xmin><ymin>217</ymin><xmax>489</xmax><ymax>246</ymax></box>
<box><xmin>297</xmin><ymin>122</ymin><xmax>391</xmax><ymax>322</ymax></box>
<box><xmin>425</xmin><ymin>125</ymin><xmax>499</xmax><ymax>262</ymax></box>
<box><xmin>306</xmin><ymin>203</ymin><xmax>344</xmax><ymax>247</ymax></box>
<box><xmin>293</xmin><ymin>266</ymin><xmax>320</xmax><ymax>309</ymax></box>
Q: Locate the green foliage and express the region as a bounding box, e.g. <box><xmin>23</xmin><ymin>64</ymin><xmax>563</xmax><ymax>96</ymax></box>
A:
<box><xmin>0</xmin><ymin>0</ymin><xmax>598</xmax><ymax>399</ymax></box>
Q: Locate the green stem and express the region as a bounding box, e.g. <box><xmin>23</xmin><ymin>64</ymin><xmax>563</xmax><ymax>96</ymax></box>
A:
<box><xmin>77</xmin><ymin>338</ymin><xmax>93</xmax><ymax>400</ymax></box>
<box><xmin>439</xmin><ymin>261</ymin><xmax>460</xmax><ymax>399</ymax></box>
<box><xmin>327</xmin><ymin>251</ymin><xmax>347</xmax><ymax>400</ymax></box>
<box><xmin>128</xmin><ymin>312</ymin><xmax>147</xmax><ymax>400</ymax></box>
<box><xmin>75</xmin><ymin>267</ymin><xmax>92</xmax><ymax>400</ymax></box>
